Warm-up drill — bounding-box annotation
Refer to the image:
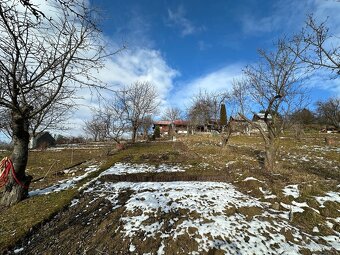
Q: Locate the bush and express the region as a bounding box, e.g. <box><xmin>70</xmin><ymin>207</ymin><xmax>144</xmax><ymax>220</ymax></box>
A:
<box><xmin>154</xmin><ymin>126</ymin><xmax>161</xmax><ymax>138</ymax></box>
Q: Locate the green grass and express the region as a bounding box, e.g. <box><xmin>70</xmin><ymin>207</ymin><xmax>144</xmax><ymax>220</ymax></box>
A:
<box><xmin>0</xmin><ymin>189</ymin><xmax>76</xmax><ymax>253</ymax></box>
<box><xmin>0</xmin><ymin>144</ymin><xmax>121</xmax><ymax>252</ymax></box>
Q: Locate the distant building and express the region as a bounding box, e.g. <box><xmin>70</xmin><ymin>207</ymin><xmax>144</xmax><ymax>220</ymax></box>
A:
<box><xmin>252</xmin><ymin>113</ymin><xmax>272</xmax><ymax>132</ymax></box>
<box><xmin>153</xmin><ymin>120</ymin><xmax>189</xmax><ymax>135</ymax></box>
<box><xmin>29</xmin><ymin>132</ymin><xmax>56</xmax><ymax>149</ymax></box>
<box><xmin>230</xmin><ymin>115</ymin><xmax>250</xmax><ymax>134</ymax></box>
<box><xmin>252</xmin><ymin>113</ymin><xmax>272</xmax><ymax>122</ymax></box>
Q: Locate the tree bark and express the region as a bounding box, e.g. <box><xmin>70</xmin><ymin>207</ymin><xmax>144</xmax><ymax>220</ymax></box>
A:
<box><xmin>221</xmin><ymin>122</ymin><xmax>232</xmax><ymax>147</ymax></box>
<box><xmin>263</xmin><ymin>135</ymin><xmax>277</xmax><ymax>171</ymax></box>
<box><xmin>132</xmin><ymin>126</ymin><xmax>137</xmax><ymax>143</ymax></box>
<box><xmin>1</xmin><ymin>112</ymin><xmax>32</xmax><ymax>206</ymax></box>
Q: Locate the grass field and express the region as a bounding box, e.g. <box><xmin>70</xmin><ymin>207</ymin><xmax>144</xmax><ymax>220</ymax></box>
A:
<box><xmin>0</xmin><ymin>132</ymin><xmax>339</xmax><ymax>254</ymax></box>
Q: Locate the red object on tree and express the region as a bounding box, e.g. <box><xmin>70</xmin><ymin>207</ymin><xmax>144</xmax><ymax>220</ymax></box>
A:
<box><xmin>0</xmin><ymin>157</ymin><xmax>28</xmax><ymax>189</ymax></box>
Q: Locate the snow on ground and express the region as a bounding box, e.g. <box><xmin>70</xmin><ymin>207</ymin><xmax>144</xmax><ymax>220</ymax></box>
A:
<box><xmin>29</xmin><ymin>165</ymin><xmax>99</xmax><ymax>197</ymax></box>
<box><xmin>282</xmin><ymin>149</ymin><xmax>339</xmax><ymax>170</ymax></box>
<box><xmin>315</xmin><ymin>191</ymin><xmax>340</xmax><ymax>207</ymax></box>
<box><xmin>259</xmin><ymin>187</ymin><xmax>277</xmax><ymax>199</ymax></box>
<box><xmin>243</xmin><ymin>176</ymin><xmax>264</xmax><ymax>183</ymax></box>
<box><xmin>283</xmin><ymin>184</ymin><xmax>300</xmax><ymax>198</ymax></box>
<box><xmin>84</xmin><ymin>179</ymin><xmax>339</xmax><ymax>254</ymax></box>
<box><xmin>299</xmin><ymin>145</ymin><xmax>340</xmax><ymax>153</ymax></box>
<box><xmin>99</xmin><ymin>163</ymin><xmax>186</xmax><ymax>176</ymax></box>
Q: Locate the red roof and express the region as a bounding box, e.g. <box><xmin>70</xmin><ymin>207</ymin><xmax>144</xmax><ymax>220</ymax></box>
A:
<box><xmin>173</xmin><ymin>120</ymin><xmax>188</xmax><ymax>125</ymax></box>
<box><xmin>154</xmin><ymin>121</ymin><xmax>171</xmax><ymax>125</ymax></box>
<box><xmin>154</xmin><ymin>120</ymin><xmax>188</xmax><ymax>126</ymax></box>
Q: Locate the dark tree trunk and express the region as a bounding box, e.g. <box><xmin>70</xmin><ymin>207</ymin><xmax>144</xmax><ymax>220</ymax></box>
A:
<box><xmin>1</xmin><ymin>112</ymin><xmax>32</xmax><ymax>206</ymax></box>
<box><xmin>221</xmin><ymin>123</ymin><xmax>232</xmax><ymax>147</ymax></box>
<box><xmin>263</xmin><ymin>133</ymin><xmax>277</xmax><ymax>171</ymax></box>
<box><xmin>143</xmin><ymin>128</ymin><xmax>149</xmax><ymax>141</ymax></box>
<box><xmin>132</xmin><ymin>126</ymin><xmax>137</xmax><ymax>143</ymax></box>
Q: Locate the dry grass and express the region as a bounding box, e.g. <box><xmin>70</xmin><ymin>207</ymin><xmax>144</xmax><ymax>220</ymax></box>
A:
<box><xmin>0</xmin><ymin>132</ymin><xmax>339</xmax><ymax>252</ymax></box>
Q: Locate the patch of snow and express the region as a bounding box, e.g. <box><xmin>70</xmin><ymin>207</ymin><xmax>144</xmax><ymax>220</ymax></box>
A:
<box><xmin>291</xmin><ymin>201</ymin><xmax>309</xmax><ymax>208</ymax></box>
<box><xmin>157</xmin><ymin>241</ymin><xmax>165</xmax><ymax>255</ymax></box>
<box><xmin>282</xmin><ymin>185</ymin><xmax>299</xmax><ymax>198</ymax></box>
<box><xmin>84</xmin><ymin>180</ymin><xmax>339</xmax><ymax>254</ymax></box>
<box><xmin>326</xmin><ymin>221</ymin><xmax>334</xmax><ymax>229</ymax></box>
<box><xmin>321</xmin><ymin>236</ymin><xmax>340</xmax><ymax>250</ymax></box>
<box><xmin>29</xmin><ymin>165</ymin><xmax>99</xmax><ymax>197</ymax></box>
<box><xmin>313</xmin><ymin>226</ymin><xmax>319</xmax><ymax>233</ymax></box>
<box><xmin>315</xmin><ymin>192</ymin><xmax>340</xmax><ymax>206</ymax></box>
<box><xmin>280</xmin><ymin>202</ymin><xmax>305</xmax><ymax>213</ymax></box>
<box><xmin>300</xmin><ymin>156</ymin><xmax>310</xmax><ymax>162</ymax></box>
<box><xmin>259</xmin><ymin>187</ymin><xmax>277</xmax><ymax>199</ymax></box>
<box><xmin>84</xmin><ymin>165</ymin><xmax>98</xmax><ymax>172</ymax></box>
<box><xmin>225</xmin><ymin>161</ymin><xmax>236</xmax><ymax>167</ymax></box>
<box><xmin>129</xmin><ymin>244</ymin><xmax>136</xmax><ymax>252</ymax></box>
<box><xmin>14</xmin><ymin>248</ymin><xmax>24</xmax><ymax>253</ymax></box>
<box><xmin>100</xmin><ymin>163</ymin><xmax>185</xmax><ymax>176</ymax></box>
<box><xmin>243</xmin><ymin>177</ymin><xmax>264</xmax><ymax>183</ymax></box>
<box><xmin>70</xmin><ymin>199</ymin><xmax>79</xmax><ymax>207</ymax></box>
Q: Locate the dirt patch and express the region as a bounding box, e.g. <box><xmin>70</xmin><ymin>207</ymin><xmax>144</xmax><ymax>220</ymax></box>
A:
<box><xmin>237</xmin><ymin>206</ymin><xmax>263</xmax><ymax>221</ymax></box>
<box><xmin>291</xmin><ymin>207</ymin><xmax>324</xmax><ymax>234</ymax></box>
<box><xmin>223</xmin><ymin>205</ymin><xmax>263</xmax><ymax>221</ymax></box>
<box><xmin>99</xmin><ymin>172</ymin><xmax>229</xmax><ymax>183</ymax></box>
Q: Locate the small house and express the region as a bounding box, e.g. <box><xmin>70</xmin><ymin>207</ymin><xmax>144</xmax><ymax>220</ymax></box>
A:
<box><xmin>153</xmin><ymin>120</ymin><xmax>189</xmax><ymax>135</ymax></box>
<box><xmin>252</xmin><ymin>113</ymin><xmax>272</xmax><ymax>132</ymax></box>
<box><xmin>230</xmin><ymin>115</ymin><xmax>250</xmax><ymax>134</ymax></box>
<box><xmin>29</xmin><ymin>132</ymin><xmax>56</xmax><ymax>149</ymax></box>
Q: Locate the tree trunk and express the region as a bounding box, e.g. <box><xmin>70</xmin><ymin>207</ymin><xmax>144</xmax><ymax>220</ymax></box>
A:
<box><xmin>132</xmin><ymin>127</ymin><xmax>137</xmax><ymax>143</ymax></box>
<box><xmin>264</xmin><ymin>139</ymin><xmax>277</xmax><ymax>171</ymax></box>
<box><xmin>143</xmin><ymin>128</ymin><xmax>148</xmax><ymax>141</ymax></box>
<box><xmin>221</xmin><ymin>123</ymin><xmax>232</xmax><ymax>147</ymax></box>
<box><xmin>1</xmin><ymin>112</ymin><xmax>32</xmax><ymax>206</ymax></box>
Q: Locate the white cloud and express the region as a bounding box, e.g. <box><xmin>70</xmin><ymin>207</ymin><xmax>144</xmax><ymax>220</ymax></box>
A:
<box><xmin>240</xmin><ymin>1</ymin><xmax>305</xmax><ymax>35</ymax></box>
<box><xmin>307</xmin><ymin>70</ymin><xmax>340</xmax><ymax>96</ymax></box>
<box><xmin>66</xmin><ymin>47</ymin><xmax>179</xmax><ymax>136</ymax></box>
<box><xmin>239</xmin><ymin>0</ymin><xmax>340</xmax><ymax>36</ymax></box>
<box><xmin>169</xmin><ymin>64</ymin><xmax>244</xmax><ymax>109</ymax></box>
<box><xmin>167</xmin><ymin>5</ymin><xmax>203</xmax><ymax>36</ymax></box>
<box><xmin>13</xmin><ymin>1</ymin><xmax>179</xmax><ymax>137</ymax></box>
<box><xmin>99</xmin><ymin>47</ymin><xmax>179</xmax><ymax>100</ymax></box>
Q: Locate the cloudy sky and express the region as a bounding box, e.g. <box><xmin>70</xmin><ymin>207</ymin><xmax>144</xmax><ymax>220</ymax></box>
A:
<box><xmin>1</xmin><ymin>0</ymin><xmax>339</xmax><ymax>141</ymax></box>
<box><xmin>62</xmin><ymin>0</ymin><xmax>340</xmax><ymax>136</ymax></box>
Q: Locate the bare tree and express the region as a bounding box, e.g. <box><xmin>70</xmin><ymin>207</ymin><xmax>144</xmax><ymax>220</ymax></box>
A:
<box><xmin>112</xmin><ymin>81</ymin><xmax>159</xmax><ymax>143</ymax></box>
<box><xmin>104</xmin><ymin>103</ymin><xmax>129</xmax><ymax>144</ymax></box>
<box><xmin>187</xmin><ymin>90</ymin><xmax>227</xmax><ymax>132</ymax></box>
<box><xmin>19</xmin><ymin>0</ymin><xmax>97</xmax><ymax>22</ymax></box>
<box><xmin>239</xmin><ymin>40</ymin><xmax>306</xmax><ymax>171</ymax></box>
<box><xmin>231</xmin><ymin>78</ymin><xmax>249</xmax><ymax>116</ymax></box>
<box><xmin>0</xmin><ymin>0</ymin><xmax>110</xmax><ymax>205</ymax></box>
<box><xmin>83</xmin><ymin>115</ymin><xmax>106</xmax><ymax>142</ymax></box>
<box><xmin>0</xmin><ymin>100</ymin><xmax>72</xmax><ymax>140</ymax></box>
<box><xmin>291</xmin><ymin>15</ymin><xmax>339</xmax><ymax>75</ymax></box>
<box><xmin>139</xmin><ymin>115</ymin><xmax>153</xmax><ymax>140</ymax></box>
<box><xmin>162</xmin><ymin>107</ymin><xmax>182</xmax><ymax>121</ymax></box>
<box><xmin>162</xmin><ymin>107</ymin><xmax>182</xmax><ymax>139</ymax></box>
<box><xmin>316</xmin><ymin>97</ymin><xmax>340</xmax><ymax>129</ymax></box>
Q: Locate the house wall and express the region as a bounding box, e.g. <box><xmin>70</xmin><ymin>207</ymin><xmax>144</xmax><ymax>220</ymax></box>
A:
<box><xmin>29</xmin><ymin>132</ymin><xmax>56</xmax><ymax>149</ymax></box>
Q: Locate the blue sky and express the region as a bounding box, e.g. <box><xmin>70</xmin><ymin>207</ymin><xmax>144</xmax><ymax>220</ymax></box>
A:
<box><xmin>0</xmin><ymin>0</ymin><xmax>339</xmax><ymax>141</ymax></box>
<box><xmin>86</xmin><ymin>0</ymin><xmax>339</xmax><ymax>112</ymax></box>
